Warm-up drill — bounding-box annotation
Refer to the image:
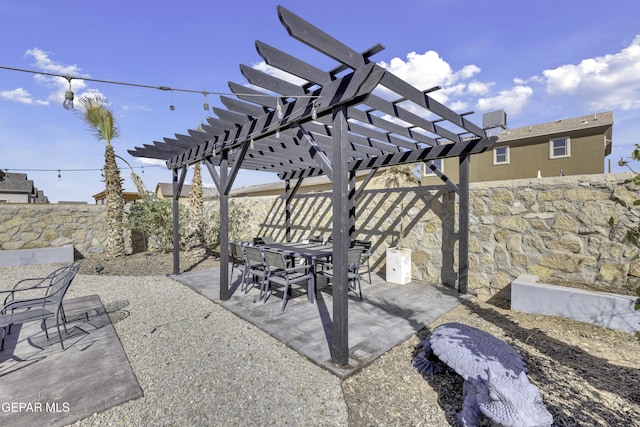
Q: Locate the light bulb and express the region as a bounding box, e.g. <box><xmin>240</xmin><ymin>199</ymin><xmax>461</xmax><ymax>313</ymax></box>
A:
<box><xmin>276</xmin><ymin>101</ymin><xmax>283</xmax><ymax>119</ymax></box>
<box><xmin>250</xmin><ymin>139</ymin><xmax>255</xmax><ymax>149</ymax></box>
<box><xmin>311</xmin><ymin>103</ymin><xmax>318</xmax><ymax>120</ymax></box>
<box><xmin>275</xmin><ymin>128</ymin><xmax>280</xmax><ymax>139</ymax></box>
<box><xmin>63</xmin><ymin>90</ymin><xmax>74</xmax><ymax>110</ymax></box>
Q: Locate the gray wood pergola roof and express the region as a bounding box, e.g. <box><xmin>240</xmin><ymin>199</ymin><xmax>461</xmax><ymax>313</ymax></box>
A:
<box><xmin>129</xmin><ymin>6</ymin><xmax>493</xmax><ymax>180</ymax></box>
<box><xmin>128</xmin><ymin>6</ymin><xmax>496</xmax><ymax>366</ymax></box>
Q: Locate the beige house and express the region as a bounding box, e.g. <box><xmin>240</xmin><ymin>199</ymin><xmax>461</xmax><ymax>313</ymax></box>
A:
<box><xmin>421</xmin><ymin>111</ymin><xmax>614</xmax><ymax>185</ymax></box>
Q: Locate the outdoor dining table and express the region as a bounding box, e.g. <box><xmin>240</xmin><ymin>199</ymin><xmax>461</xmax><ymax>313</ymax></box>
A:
<box><xmin>255</xmin><ymin>242</ymin><xmax>333</xmax><ymax>304</ymax></box>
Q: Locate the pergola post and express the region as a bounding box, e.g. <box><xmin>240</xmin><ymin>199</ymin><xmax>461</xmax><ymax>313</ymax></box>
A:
<box><xmin>458</xmin><ymin>154</ymin><xmax>470</xmax><ymax>294</ymax></box>
<box><xmin>172</xmin><ymin>168</ymin><xmax>180</xmax><ymax>275</ymax></box>
<box><xmin>332</xmin><ymin>105</ymin><xmax>350</xmax><ymax>366</ymax></box>
<box><xmin>171</xmin><ymin>166</ymin><xmax>187</xmax><ymax>275</ymax></box>
<box><xmin>219</xmin><ymin>150</ymin><xmax>230</xmax><ymax>301</ymax></box>
<box><xmin>349</xmin><ymin>170</ymin><xmax>356</xmax><ymax>241</ymax></box>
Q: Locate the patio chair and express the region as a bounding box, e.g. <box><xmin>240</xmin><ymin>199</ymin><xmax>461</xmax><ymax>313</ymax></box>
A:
<box><xmin>229</xmin><ymin>242</ymin><xmax>247</xmax><ymax>290</ymax></box>
<box><xmin>253</xmin><ymin>236</ymin><xmax>274</xmax><ymax>245</ymax></box>
<box><xmin>317</xmin><ymin>247</ymin><xmax>363</xmax><ymax>299</ymax></box>
<box><xmin>243</xmin><ymin>246</ymin><xmax>269</xmax><ymax>297</ymax></box>
<box><xmin>262</xmin><ymin>249</ymin><xmax>313</xmax><ymax>312</ymax></box>
<box><xmin>308</xmin><ymin>236</ymin><xmax>324</xmax><ymax>244</ymax></box>
<box><xmin>351</xmin><ymin>239</ymin><xmax>373</xmax><ymax>283</ymax></box>
<box><xmin>0</xmin><ymin>260</ymin><xmax>83</xmax><ymax>351</ymax></box>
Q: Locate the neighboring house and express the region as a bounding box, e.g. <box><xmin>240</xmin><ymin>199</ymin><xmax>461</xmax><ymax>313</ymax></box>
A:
<box><xmin>230</xmin><ymin>170</ymin><xmax>392</xmax><ymax>198</ymax></box>
<box><xmin>0</xmin><ymin>173</ymin><xmax>49</xmax><ymax>203</ymax></box>
<box><xmin>421</xmin><ymin>111</ymin><xmax>614</xmax><ymax>185</ymax></box>
<box><xmin>155</xmin><ymin>183</ymin><xmax>219</xmax><ymax>202</ymax></box>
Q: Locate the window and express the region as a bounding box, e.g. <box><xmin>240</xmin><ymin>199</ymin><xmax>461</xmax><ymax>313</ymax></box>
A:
<box><xmin>549</xmin><ymin>137</ymin><xmax>571</xmax><ymax>159</ymax></box>
<box><xmin>493</xmin><ymin>146</ymin><xmax>509</xmax><ymax>165</ymax></box>
<box><xmin>422</xmin><ymin>159</ymin><xmax>443</xmax><ymax>176</ymax></box>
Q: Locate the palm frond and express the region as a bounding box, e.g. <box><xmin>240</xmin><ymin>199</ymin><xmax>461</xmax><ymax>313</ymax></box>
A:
<box><xmin>78</xmin><ymin>94</ymin><xmax>120</xmax><ymax>143</ymax></box>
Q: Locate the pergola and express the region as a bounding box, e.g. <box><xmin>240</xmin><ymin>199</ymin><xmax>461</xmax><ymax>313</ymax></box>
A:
<box><xmin>129</xmin><ymin>6</ymin><xmax>496</xmax><ymax>365</ymax></box>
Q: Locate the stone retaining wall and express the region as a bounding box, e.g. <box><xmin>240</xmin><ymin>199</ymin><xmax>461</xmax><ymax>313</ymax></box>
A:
<box><xmin>0</xmin><ymin>204</ymin><xmax>108</xmax><ymax>253</ymax></box>
<box><xmin>1</xmin><ymin>173</ymin><xmax>639</xmax><ymax>294</ymax></box>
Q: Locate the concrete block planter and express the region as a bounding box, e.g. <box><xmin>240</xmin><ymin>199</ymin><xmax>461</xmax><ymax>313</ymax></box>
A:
<box><xmin>511</xmin><ymin>274</ymin><xmax>640</xmax><ymax>333</ymax></box>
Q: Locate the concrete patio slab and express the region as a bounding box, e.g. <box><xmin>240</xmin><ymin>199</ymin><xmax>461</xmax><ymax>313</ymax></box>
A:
<box><xmin>173</xmin><ymin>268</ymin><xmax>462</xmax><ymax>379</ymax></box>
<box><xmin>0</xmin><ymin>295</ymin><xmax>142</xmax><ymax>427</ymax></box>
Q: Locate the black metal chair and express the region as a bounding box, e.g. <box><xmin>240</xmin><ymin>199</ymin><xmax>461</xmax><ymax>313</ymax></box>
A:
<box><xmin>229</xmin><ymin>242</ymin><xmax>247</xmax><ymax>290</ymax></box>
<box><xmin>262</xmin><ymin>249</ymin><xmax>313</xmax><ymax>312</ymax></box>
<box><xmin>317</xmin><ymin>247</ymin><xmax>363</xmax><ymax>299</ymax></box>
<box><xmin>0</xmin><ymin>260</ymin><xmax>82</xmax><ymax>351</ymax></box>
<box><xmin>242</xmin><ymin>246</ymin><xmax>269</xmax><ymax>297</ymax></box>
<box><xmin>351</xmin><ymin>239</ymin><xmax>373</xmax><ymax>283</ymax></box>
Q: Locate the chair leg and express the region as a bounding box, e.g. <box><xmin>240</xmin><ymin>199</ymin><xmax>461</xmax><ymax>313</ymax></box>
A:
<box><xmin>366</xmin><ymin>259</ymin><xmax>372</xmax><ymax>283</ymax></box>
<box><xmin>42</xmin><ymin>319</ymin><xmax>50</xmax><ymax>340</ymax></box>
<box><xmin>56</xmin><ymin>311</ymin><xmax>65</xmax><ymax>350</ymax></box>
<box><xmin>281</xmin><ymin>281</ymin><xmax>290</xmax><ymax>312</ymax></box>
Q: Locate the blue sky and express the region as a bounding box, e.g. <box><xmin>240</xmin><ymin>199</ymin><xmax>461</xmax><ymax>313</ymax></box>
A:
<box><xmin>1</xmin><ymin>0</ymin><xmax>639</xmax><ymax>203</ymax></box>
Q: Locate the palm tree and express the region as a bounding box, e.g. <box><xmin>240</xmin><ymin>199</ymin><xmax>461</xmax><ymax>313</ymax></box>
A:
<box><xmin>79</xmin><ymin>94</ymin><xmax>125</xmax><ymax>257</ymax></box>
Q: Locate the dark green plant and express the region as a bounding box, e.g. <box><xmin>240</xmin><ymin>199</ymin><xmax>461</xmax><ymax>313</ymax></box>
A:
<box><xmin>202</xmin><ymin>200</ymin><xmax>251</xmax><ymax>251</ymax></box>
<box><xmin>126</xmin><ymin>197</ymin><xmax>190</xmax><ymax>252</ymax></box>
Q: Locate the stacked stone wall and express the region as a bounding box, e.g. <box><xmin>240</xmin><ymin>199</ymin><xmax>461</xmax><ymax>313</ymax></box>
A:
<box><xmin>0</xmin><ymin>204</ymin><xmax>108</xmax><ymax>253</ymax></box>
<box><xmin>1</xmin><ymin>173</ymin><xmax>638</xmax><ymax>294</ymax></box>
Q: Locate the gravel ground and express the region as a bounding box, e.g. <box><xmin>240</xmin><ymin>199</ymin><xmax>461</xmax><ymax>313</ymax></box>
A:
<box><xmin>1</xmin><ymin>263</ymin><xmax>347</xmax><ymax>427</ymax></box>
<box><xmin>3</xmin><ymin>255</ymin><xmax>640</xmax><ymax>426</ymax></box>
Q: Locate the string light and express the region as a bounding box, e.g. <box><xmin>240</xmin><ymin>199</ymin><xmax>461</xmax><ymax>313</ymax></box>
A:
<box><xmin>63</xmin><ymin>76</ymin><xmax>74</xmax><ymax>110</ymax></box>
<box><xmin>57</xmin><ymin>170</ymin><xmax>61</xmax><ymax>180</ymax></box>
<box><xmin>202</xmin><ymin>92</ymin><xmax>210</xmax><ymax>112</ymax></box>
<box><xmin>0</xmin><ymin>65</ymin><xmax>321</xmax><ymax>112</ymax></box>
<box><xmin>4</xmin><ymin>165</ymin><xmax>161</xmax><ymax>173</ymax></box>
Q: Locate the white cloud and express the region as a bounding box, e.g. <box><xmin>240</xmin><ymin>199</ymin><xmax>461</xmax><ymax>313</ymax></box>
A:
<box><xmin>137</xmin><ymin>158</ymin><xmax>167</xmax><ymax>166</ymax></box>
<box><xmin>467</xmin><ymin>81</ymin><xmax>493</xmax><ymax>96</ymax></box>
<box><xmin>25</xmin><ymin>48</ymin><xmax>85</xmax><ymax>76</ymax></box>
<box><xmin>0</xmin><ymin>87</ymin><xmax>48</xmax><ymax>105</ymax></box>
<box><xmin>542</xmin><ymin>34</ymin><xmax>640</xmax><ymax>110</ymax></box>
<box><xmin>379</xmin><ymin>51</ymin><xmax>481</xmax><ymax>92</ymax></box>
<box><xmin>476</xmin><ymin>85</ymin><xmax>533</xmax><ymax>115</ymax></box>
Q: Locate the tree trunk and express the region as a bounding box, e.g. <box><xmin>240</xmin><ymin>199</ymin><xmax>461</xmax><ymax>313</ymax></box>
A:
<box><xmin>104</xmin><ymin>142</ymin><xmax>125</xmax><ymax>257</ymax></box>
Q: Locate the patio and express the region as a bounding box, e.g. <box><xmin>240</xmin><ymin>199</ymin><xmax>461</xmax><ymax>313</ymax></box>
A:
<box><xmin>0</xmin><ymin>294</ymin><xmax>142</xmax><ymax>427</ymax></box>
<box><xmin>173</xmin><ymin>266</ymin><xmax>462</xmax><ymax>378</ymax></box>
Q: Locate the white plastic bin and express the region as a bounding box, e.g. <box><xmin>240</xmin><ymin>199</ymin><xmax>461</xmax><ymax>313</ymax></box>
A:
<box><xmin>386</xmin><ymin>247</ymin><xmax>411</xmax><ymax>284</ymax></box>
